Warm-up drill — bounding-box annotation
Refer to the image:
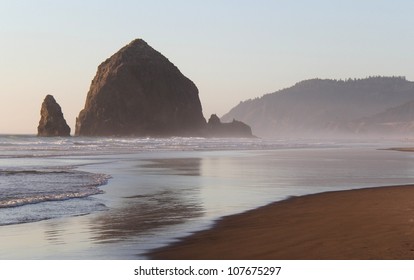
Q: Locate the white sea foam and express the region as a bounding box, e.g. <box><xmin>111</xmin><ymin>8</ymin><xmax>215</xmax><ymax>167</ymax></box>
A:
<box><xmin>0</xmin><ymin>134</ymin><xmax>359</xmax><ymax>159</ymax></box>
<box><xmin>0</xmin><ymin>145</ymin><xmax>111</xmax><ymax>225</ymax></box>
<box><xmin>0</xmin><ymin>170</ymin><xmax>109</xmax><ymax>209</ymax></box>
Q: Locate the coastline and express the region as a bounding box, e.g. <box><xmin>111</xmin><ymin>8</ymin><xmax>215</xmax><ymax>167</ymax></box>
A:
<box><xmin>149</xmin><ymin>184</ymin><xmax>414</xmax><ymax>260</ymax></box>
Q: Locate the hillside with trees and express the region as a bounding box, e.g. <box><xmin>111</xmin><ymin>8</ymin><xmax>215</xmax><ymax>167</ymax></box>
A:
<box><xmin>222</xmin><ymin>77</ymin><xmax>414</xmax><ymax>138</ymax></box>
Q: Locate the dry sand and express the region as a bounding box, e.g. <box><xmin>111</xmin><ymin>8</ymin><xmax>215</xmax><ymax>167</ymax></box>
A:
<box><xmin>149</xmin><ymin>185</ymin><xmax>414</xmax><ymax>259</ymax></box>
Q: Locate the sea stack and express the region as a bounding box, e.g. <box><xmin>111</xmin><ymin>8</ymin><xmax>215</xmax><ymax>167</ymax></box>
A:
<box><xmin>206</xmin><ymin>114</ymin><xmax>254</xmax><ymax>137</ymax></box>
<box><xmin>37</xmin><ymin>95</ymin><xmax>71</xmax><ymax>137</ymax></box>
<box><xmin>75</xmin><ymin>39</ymin><xmax>206</xmax><ymax>136</ymax></box>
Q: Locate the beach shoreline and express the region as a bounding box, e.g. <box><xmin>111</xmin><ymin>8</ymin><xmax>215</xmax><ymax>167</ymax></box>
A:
<box><xmin>148</xmin><ymin>184</ymin><xmax>414</xmax><ymax>260</ymax></box>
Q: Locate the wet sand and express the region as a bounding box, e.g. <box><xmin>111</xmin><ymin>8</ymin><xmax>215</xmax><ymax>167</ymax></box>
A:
<box><xmin>149</xmin><ymin>185</ymin><xmax>414</xmax><ymax>259</ymax></box>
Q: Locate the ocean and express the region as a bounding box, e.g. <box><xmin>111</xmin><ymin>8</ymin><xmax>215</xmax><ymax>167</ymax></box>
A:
<box><xmin>1</xmin><ymin>135</ymin><xmax>414</xmax><ymax>259</ymax></box>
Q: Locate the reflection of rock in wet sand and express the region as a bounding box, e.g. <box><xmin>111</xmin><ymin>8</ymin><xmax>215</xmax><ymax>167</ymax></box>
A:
<box><xmin>140</xmin><ymin>158</ymin><xmax>202</xmax><ymax>176</ymax></box>
<box><xmin>90</xmin><ymin>189</ymin><xmax>203</xmax><ymax>243</ymax></box>
<box><xmin>44</xmin><ymin>221</ymin><xmax>66</xmax><ymax>245</ymax></box>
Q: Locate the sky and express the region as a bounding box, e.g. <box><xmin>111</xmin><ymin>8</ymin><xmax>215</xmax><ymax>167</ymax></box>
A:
<box><xmin>1</xmin><ymin>0</ymin><xmax>414</xmax><ymax>134</ymax></box>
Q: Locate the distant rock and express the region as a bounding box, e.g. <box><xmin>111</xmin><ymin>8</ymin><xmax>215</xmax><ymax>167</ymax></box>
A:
<box><xmin>208</xmin><ymin>114</ymin><xmax>221</xmax><ymax>126</ymax></box>
<box><xmin>206</xmin><ymin>114</ymin><xmax>254</xmax><ymax>137</ymax></box>
<box><xmin>222</xmin><ymin>76</ymin><xmax>414</xmax><ymax>138</ymax></box>
<box><xmin>75</xmin><ymin>39</ymin><xmax>206</xmax><ymax>136</ymax></box>
<box><xmin>37</xmin><ymin>95</ymin><xmax>71</xmax><ymax>137</ymax></box>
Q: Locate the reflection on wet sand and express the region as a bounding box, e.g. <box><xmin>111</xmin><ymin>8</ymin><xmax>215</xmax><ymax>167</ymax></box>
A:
<box><xmin>89</xmin><ymin>158</ymin><xmax>204</xmax><ymax>243</ymax></box>
<box><xmin>44</xmin><ymin>221</ymin><xmax>66</xmax><ymax>245</ymax></box>
<box><xmin>140</xmin><ymin>158</ymin><xmax>202</xmax><ymax>176</ymax></box>
<box><xmin>91</xmin><ymin>190</ymin><xmax>203</xmax><ymax>243</ymax></box>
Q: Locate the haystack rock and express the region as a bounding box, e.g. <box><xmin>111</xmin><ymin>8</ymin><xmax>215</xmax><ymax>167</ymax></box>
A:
<box><xmin>75</xmin><ymin>39</ymin><xmax>206</xmax><ymax>136</ymax></box>
<box><xmin>206</xmin><ymin>114</ymin><xmax>254</xmax><ymax>137</ymax></box>
<box><xmin>37</xmin><ymin>95</ymin><xmax>71</xmax><ymax>137</ymax></box>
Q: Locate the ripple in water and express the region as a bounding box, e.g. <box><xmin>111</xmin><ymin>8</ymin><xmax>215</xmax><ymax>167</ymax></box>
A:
<box><xmin>0</xmin><ymin>167</ymin><xmax>110</xmax><ymax>225</ymax></box>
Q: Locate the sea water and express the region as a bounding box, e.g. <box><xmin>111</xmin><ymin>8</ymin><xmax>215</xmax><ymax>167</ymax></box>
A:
<box><xmin>1</xmin><ymin>135</ymin><xmax>414</xmax><ymax>259</ymax></box>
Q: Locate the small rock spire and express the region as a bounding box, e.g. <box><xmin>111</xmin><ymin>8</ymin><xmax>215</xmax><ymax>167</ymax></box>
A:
<box><xmin>37</xmin><ymin>95</ymin><xmax>71</xmax><ymax>137</ymax></box>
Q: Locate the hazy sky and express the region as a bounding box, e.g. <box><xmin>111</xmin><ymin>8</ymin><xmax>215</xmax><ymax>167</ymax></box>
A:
<box><xmin>1</xmin><ymin>0</ymin><xmax>414</xmax><ymax>134</ymax></box>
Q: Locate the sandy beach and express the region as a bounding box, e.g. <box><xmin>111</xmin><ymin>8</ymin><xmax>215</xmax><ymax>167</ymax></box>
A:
<box><xmin>149</xmin><ymin>184</ymin><xmax>414</xmax><ymax>260</ymax></box>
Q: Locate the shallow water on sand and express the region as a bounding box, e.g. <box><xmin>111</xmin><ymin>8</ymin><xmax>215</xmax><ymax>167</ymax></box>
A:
<box><xmin>1</xmin><ymin>136</ymin><xmax>414</xmax><ymax>259</ymax></box>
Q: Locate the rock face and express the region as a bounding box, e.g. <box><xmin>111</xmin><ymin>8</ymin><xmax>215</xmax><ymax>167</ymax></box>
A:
<box><xmin>75</xmin><ymin>39</ymin><xmax>206</xmax><ymax>136</ymax></box>
<box><xmin>206</xmin><ymin>114</ymin><xmax>253</xmax><ymax>137</ymax></box>
<box><xmin>37</xmin><ymin>95</ymin><xmax>71</xmax><ymax>137</ymax></box>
